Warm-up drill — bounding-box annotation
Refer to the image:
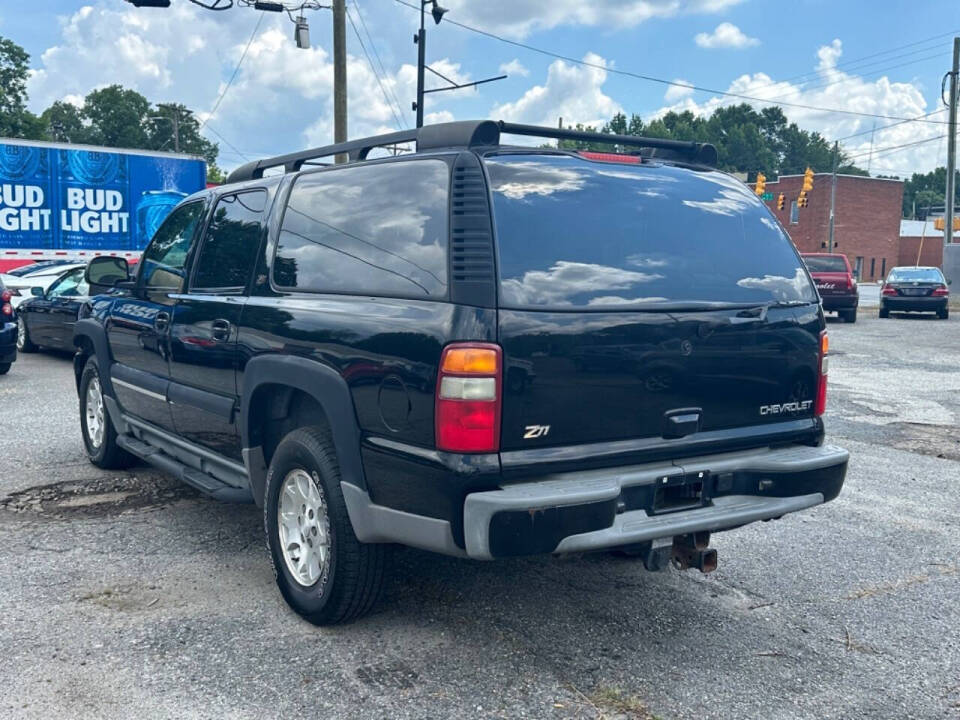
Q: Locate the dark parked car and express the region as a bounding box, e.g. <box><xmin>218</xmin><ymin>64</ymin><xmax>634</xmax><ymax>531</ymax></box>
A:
<box><xmin>73</xmin><ymin>121</ymin><xmax>849</xmax><ymax>625</ymax></box>
<box><xmin>17</xmin><ymin>265</ymin><xmax>92</xmax><ymax>354</ymax></box>
<box><xmin>0</xmin><ymin>278</ymin><xmax>16</xmax><ymax>374</ymax></box>
<box><xmin>801</xmin><ymin>253</ymin><xmax>859</xmax><ymax>322</ymax></box>
<box><xmin>879</xmin><ymin>266</ymin><xmax>949</xmax><ymax>319</ymax></box>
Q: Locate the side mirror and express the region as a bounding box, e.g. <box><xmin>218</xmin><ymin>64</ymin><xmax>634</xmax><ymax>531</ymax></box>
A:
<box><xmin>30</xmin><ymin>286</ymin><xmax>44</xmax><ymax>297</ymax></box>
<box><xmin>85</xmin><ymin>256</ymin><xmax>130</xmax><ymax>288</ymax></box>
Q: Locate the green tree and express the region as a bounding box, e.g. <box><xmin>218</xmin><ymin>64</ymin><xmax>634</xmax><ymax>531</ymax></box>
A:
<box><xmin>81</xmin><ymin>85</ymin><xmax>151</xmax><ymax>147</ymax></box>
<box><xmin>897</xmin><ymin>167</ymin><xmax>960</xmax><ymax>218</ymax></box>
<box><xmin>147</xmin><ymin>103</ymin><xmax>223</xmax><ymax>182</ymax></box>
<box><xmin>41</xmin><ymin>101</ymin><xmax>90</xmax><ymax>143</ymax></box>
<box><xmin>0</xmin><ymin>35</ymin><xmax>44</xmax><ymax>139</ymax></box>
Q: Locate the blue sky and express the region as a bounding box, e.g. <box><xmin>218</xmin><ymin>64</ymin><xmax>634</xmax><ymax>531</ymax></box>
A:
<box><xmin>2</xmin><ymin>0</ymin><xmax>957</xmax><ymax>175</ymax></box>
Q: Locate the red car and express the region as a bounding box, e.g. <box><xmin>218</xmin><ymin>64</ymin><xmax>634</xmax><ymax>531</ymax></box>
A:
<box><xmin>802</xmin><ymin>253</ymin><xmax>859</xmax><ymax>323</ymax></box>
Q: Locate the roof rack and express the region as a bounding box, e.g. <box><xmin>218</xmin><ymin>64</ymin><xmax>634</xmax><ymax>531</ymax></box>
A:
<box><xmin>225</xmin><ymin>120</ymin><xmax>717</xmax><ymax>183</ymax></box>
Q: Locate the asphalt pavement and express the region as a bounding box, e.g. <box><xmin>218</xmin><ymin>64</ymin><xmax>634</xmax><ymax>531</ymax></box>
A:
<box><xmin>1</xmin><ymin>312</ymin><xmax>958</xmax><ymax>720</ymax></box>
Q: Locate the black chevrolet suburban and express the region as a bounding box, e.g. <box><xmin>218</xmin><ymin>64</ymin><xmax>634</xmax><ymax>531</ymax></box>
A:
<box><xmin>74</xmin><ymin>121</ymin><xmax>848</xmax><ymax>624</ymax></box>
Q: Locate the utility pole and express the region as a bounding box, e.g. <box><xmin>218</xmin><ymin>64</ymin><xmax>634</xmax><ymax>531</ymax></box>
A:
<box><xmin>944</xmin><ymin>37</ymin><xmax>959</xmax><ymax>245</ymax></box>
<box><xmin>332</xmin><ymin>0</ymin><xmax>347</xmax><ymax>163</ymax></box>
<box><xmin>828</xmin><ymin>140</ymin><xmax>839</xmax><ymax>253</ymax></box>
<box><xmin>414</xmin><ymin>3</ymin><xmax>427</xmax><ymax>128</ymax></box>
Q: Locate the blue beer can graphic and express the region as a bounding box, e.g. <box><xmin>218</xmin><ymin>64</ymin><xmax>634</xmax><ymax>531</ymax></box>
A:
<box><xmin>58</xmin><ymin>148</ymin><xmax>130</xmax><ymax>251</ymax></box>
<box><xmin>137</xmin><ymin>190</ymin><xmax>187</xmax><ymax>246</ymax></box>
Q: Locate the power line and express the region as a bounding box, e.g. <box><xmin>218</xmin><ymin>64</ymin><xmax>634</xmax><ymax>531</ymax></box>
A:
<box><xmin>351</xmin><ymin>0</ymin><xmax>410</xmax><ymax>127</ymax></box>
<box><xmin>345</xmin><ymin>6</ymin><xmax>406</xmax><ymax>130</ymax></box>
<box><xmin>199</xmin><ymin>11</ymin><xmax>265</xmax><ymax>133</ymax></box>
<box><xmin>845</xmin><ymin>133</ymin><xmax>946</xmax><ymax>163</ymax></box>
<box><xmin>202</xmin><ymin>121</ymin><xmax>251</xmax><ymax>161</ymax></box>
<box><xmin>835</xmin><ymin>109</ymin><xmax>946</xmax><ymax>143</ymax></box>
<box><xmin>391</xmin><ymin>0</ymin><xmax>952</xmax><ymax>126</ymax></box>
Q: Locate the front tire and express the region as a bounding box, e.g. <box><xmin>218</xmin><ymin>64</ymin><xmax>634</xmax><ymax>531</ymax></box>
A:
<box><xmin>79</xmin><ymin>356</ymin><xmax>135</xmax><ymax>469</ymax></box>
<box><xmin>17</xmin><ymin>317</ymin><xmax>37</xmax><ymax>353</ymax></box>
<box><xmin>265</xmin><ymin>426</ymin><xmax>387</xmax><ymax>625</ymax></box>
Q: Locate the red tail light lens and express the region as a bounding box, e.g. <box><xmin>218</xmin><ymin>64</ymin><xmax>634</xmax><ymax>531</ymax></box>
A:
<box><xmin>435</xmin><ymin>343</ymin><xmax>502</xmax><ymax>453</ymax></box>
<box><xmin>932</xmin><ymin>285</ymin><xmax>949</xmax><ymax>297</ymax></box>
<box><xmin>0</xmin><ymin>290</ymin><xmax>11</xmax><ymax>303</ymax></box>
<box><xmin>881</xmin><ymin>285</ymin><xmax>898</xmax><ymax>296</ymax></box>
<box><xmin>1</xmin><ymin>289</ymin><xmax>12</xmax><ymax>316</ymax></box>
<box><xmin>815</xmin><ymin>331</ymin><xmax>828</xmax><ymax>417</ymax></box>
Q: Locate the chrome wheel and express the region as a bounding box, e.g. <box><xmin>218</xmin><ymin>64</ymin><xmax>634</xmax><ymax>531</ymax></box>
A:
<box><xmin>16</xmin><ymin>318</ymin><xmax>26</xmax><ymax>351</ymax></box>
<box><xmin>85</xmin><ymin>376</ymin><xmax>105</xmax><ymax>450</ymax></box>
<box><xmin>277</xmin><ymin>469</ymin><xmax>331</xmax><ymax>588</ymax></box>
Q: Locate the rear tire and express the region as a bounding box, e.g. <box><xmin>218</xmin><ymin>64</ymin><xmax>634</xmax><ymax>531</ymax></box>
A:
<box><xmin>843</xmin><ymin>308</ymin><xmax>857</xmax><ymax>323</ymax></box>
<box><xmin>939</xmin><ymin>307</ymin><xmax>949</xmax><ymax>320</ymax></box>
<box><xmin>879</xmin><ymin>305</ymin><xmax>889</xmax><ymax>319</ymax></box>
<box><xmin>79</xmin><ymin>356</ymin><xmax>135</xmax><ymax>469</ymax></box>
<box><xmin>17</xmin><ymin>317</ymin><xmax>37</xmax><ymax>353</ymax></box>
<box><xmin>265</xmin><ymin>426</ymin><xmax>387</xmax><ymax>625</ymax></box>
<box><xmin>0</xmin><ymin>363</ymin><xmax>10</xmax><ymax>375</ymax></box>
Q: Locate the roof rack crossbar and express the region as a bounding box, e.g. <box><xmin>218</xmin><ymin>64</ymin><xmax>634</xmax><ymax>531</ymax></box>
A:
<box><xmin>225</xmin><ymin>119</ymin><xmax>717</xmax><ymax>184</ymax></box>
<box><xmin>226</xmin><ymin>128</ymin><xmax>418</xmax><ymax>183</ymax></box>
<box><xmin>497</xmin><ymin>121</ymin><xmax>717</xmax><ymax>166</ymax></box>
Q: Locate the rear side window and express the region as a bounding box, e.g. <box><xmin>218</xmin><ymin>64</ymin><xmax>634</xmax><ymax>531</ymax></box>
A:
<box><xmin>273</xmin><ymin>160</ymin><xmax>449</xmax><ymax>298</ymax></box>
<box><xmin>486</xmin><ymin>154</ymin><xmax>817</xmax><ymax>309</ymax></box>
<box><xmin>192</xmin><ymin>190</ymin><xmax>267</xmax><ymax>292</ymax></box>
<box><xmin>803</xmin><ymin>255</ymin><xmax>847</xmax><ymax>273</ymax></box>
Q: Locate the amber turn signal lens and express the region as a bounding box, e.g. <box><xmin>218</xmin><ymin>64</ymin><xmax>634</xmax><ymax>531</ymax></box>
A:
<box><xmin>441</xmin><ymin>347</ymin><xmax>498</xmax><ymax>374</ymax></box>
<box><xmin>821</xmin><ymin>333</ymin><xmax>829</xmax><ymax>355</ymax></box>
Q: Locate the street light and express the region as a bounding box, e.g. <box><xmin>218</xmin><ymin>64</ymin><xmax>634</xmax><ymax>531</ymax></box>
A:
<box><xmin>414</xmin><ymin>1</ymin><xmax>446</xmax><ymax>128</ymax></box>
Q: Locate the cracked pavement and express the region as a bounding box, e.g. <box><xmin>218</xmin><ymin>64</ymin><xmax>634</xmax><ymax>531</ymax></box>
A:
<box><xmin>1</xmin><ymin>313</ymin><xmax>958</xmax><ymax>719</ymax></box>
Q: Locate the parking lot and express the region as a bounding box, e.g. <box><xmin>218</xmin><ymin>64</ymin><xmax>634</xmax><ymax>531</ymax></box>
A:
<box><xmin>1</xmin><ymin>312</ymin><xmax>958</xmax><ymax>720</ymax></box>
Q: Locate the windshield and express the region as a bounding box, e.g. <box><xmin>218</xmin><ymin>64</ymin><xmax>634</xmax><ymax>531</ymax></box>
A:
<box><xmin>887</xmin><ymin>267</ymin><xmax>944</xmax><ymax>283</ymax></box>
<box><xmin>486</xmin><ymin>154</ymin><xmax>817</xmax><ymax>309</ymax></box>
<box><xmin>803</xmin><ymin>255</ymin><xmax>847</xmax><ymax>273</ymax></box>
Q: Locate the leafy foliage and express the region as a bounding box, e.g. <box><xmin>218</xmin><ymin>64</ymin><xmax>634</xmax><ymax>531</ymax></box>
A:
<box><xmin>559</xmin><ymin>105</ymin><xmax>867</xmax><ymax>181</ymax></box>
<box><xmin>1</xmin><ymin>35</ymin><xmax>222</xmax><ymax>182</ymax></box>
<box><xmin>890</xmin><ymin>167</ymin><xmax>960</xmax><ymax>218</ymax></box>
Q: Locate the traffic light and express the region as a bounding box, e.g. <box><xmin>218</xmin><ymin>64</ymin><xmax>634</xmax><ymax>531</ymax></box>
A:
<box><xmin>777</xmin><ymin>192</ymin><xmax>785</xmax><ymax>211</ymax></box>
<box><xmin>798</xmin><ymin>191</ymin><xmax>808</xmax><ymax>208</ymax></box>
<box><xmin>754</xmin><ymin>172</ymin><xmax>766</xmax><ymax>196</ymax></box>
<box><xmin>802</xmin><ymin>167</ymin><xmax>814</xmax><ymax>193</ymax></box>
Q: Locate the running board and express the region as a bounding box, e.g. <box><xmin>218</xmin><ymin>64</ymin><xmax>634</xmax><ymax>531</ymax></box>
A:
<box><xmin>117</xmin><ymin>434</ymin><xmax>253</xmax><ymax>503</ymax></box>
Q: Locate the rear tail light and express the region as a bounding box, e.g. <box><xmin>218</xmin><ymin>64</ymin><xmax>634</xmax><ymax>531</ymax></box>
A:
<box><xmin>846</xmin><ymin>276</ymin><xmax>854</xmax><ymax>291</ymax></box>
<box><xmin>1</xmin><ymin>289</ymin><xmax>12</xmax><ymax>317</ymax></box>
<box><xmin>815</xmin><ymin>331</ymin><xmax>828</xmax><ymax>417</ymax></box>
<box><xmin>881</xmin><ymin>285</ymin><xmax>898</xmax><ymax>296</ymax></box>
<box><xmin>932</xmin><ymin>285</ymin><xmax>949</xmax><ymax>297</ymax></box>
<box><xmin>435</xmin><ymin>343</ymin><xmax>502</xmax><ymax>453</ymax></box>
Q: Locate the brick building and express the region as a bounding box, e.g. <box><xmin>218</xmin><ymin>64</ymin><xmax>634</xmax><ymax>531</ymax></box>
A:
<box><xmin>764</xmin><ymin>173</ymin><xmax>904</xmax><ymax>282</ymax></box>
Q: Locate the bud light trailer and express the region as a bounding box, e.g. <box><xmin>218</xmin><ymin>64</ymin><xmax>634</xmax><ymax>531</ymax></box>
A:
<box><xmin>0</xmin><ymin>138</ymin><xmax>206</xmax><ymax>272</ymax></box>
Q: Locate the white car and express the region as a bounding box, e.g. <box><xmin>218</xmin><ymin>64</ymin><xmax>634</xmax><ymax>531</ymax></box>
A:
<box><xmin>0</xmin><ymin>262</ymin><xmax>87</xmax><ymax>308</ymax></box>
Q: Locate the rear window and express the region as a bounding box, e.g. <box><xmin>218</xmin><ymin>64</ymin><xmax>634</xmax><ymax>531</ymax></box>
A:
<box><xmin>887</xmin><ymin>267</ymin><xmax>944</xmax><ymax>283</ymax></box>
<box><xmin>486</xmin><ymin>154</ymin><xmax>816</xmax><ymax>309</ymax></box>
<box><xmin>274</xmin><ymin>159</ymin><xmax>449</xmax><ymax>298</ymax></box>
<box><xmin>803</xmin><ymin>255</ymin><xmax>847</xmax><ymax>273</ymax></box>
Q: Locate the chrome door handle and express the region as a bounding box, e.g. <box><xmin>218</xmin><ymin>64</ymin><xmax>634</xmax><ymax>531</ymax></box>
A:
<box><xmin>154</xmin><ymin>311</ymin><xmax>170</xmax><ymax>331</ymax></box>
<box><xmin>211</xmin><ymin>318</ymin><xmax>231</xmax><ymax>341</ymax></box>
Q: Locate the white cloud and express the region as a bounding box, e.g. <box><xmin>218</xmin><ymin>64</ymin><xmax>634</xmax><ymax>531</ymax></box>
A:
<box><xmin>653</xmin><ymin>39</ymin><xmax>938</xmax><ymax>175</ymax></box>
<box><xmin>500</xmin><ymin>59</ymin><xmax>529</xmax><ymax>78</ymax></box>
<box><xmin>445</xmin><ymin>0</ymin><xmax>744</xmax><ymax>38</ymax></box>
<box><xmin>694</xmin><ymin>22</ymin><xmax>759</xmax><ymax>49</ymax></box>
<box><xmin>492</xmin><ymin>53</ymin><xmax>622</xmax><ymax>130</ymax></box>
<box><xmin>664</xmin><ymin>79</ymin><xmax>694</xmax><ymax>102</ymax></box>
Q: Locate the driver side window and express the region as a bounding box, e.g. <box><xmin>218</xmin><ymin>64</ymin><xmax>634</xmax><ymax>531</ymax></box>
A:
<box><xmin>139</xmin><ymin>201</ymin><xmax>206</xmax><ymax>291</ymax></box>
<box><xmin>47</xmin><ymin>268</ymin><xmax>88</xmax><ymax>298</ymax></box>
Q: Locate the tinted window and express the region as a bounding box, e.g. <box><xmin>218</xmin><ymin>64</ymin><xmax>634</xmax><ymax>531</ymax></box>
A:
<box><xmin>274</xmin><ymin>160</ymin><xmax>449</xmax><ymax>298</ymax></box>
<box><xmin>192</xmin><ymin>191</ymin><xmax>266</xmax><ymax>291</ymax></box>
<box><xmin>140</xmin><ymin>201</ymin><xmax>205</xmax><ymax>290</ymax></box>
<box><xmin>888</xmin><ymin>267</ymin><xmax>944</xmax><ymax>283</ymax></box>
<box><xmin>486</xmin><ymin>154</ymin><xmax>816</xmax><ymax>309</ymax></box>
<box><xmin>803</xmin><ymin>255</ymin><xmax>847</xmax><ymax>272</ymax></box>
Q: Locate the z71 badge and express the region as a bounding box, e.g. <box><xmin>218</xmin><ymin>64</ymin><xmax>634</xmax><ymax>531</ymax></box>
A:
<box><xmin>523</xmin><ymin>425</ymin><xmax>551</xmax><ymax>439</ymax></box>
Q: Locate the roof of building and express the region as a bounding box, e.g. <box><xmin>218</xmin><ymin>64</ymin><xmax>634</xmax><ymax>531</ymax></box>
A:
<box><xmin>900</xmin><ymin>219</ymin><xmax>944</xmax><ymax>238</ymax></box>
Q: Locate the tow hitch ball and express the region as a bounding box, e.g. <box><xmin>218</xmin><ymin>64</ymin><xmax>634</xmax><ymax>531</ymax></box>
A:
<box><xmin>671</xmin><ymin>532</ymin><xmax>718</xmax><ymax>574</ymax></box>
